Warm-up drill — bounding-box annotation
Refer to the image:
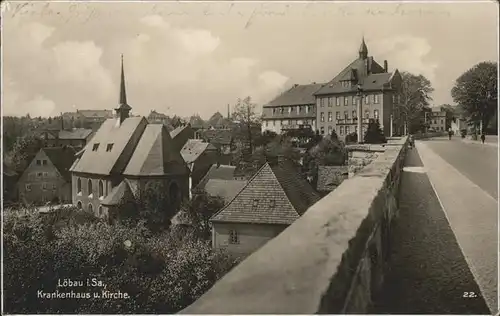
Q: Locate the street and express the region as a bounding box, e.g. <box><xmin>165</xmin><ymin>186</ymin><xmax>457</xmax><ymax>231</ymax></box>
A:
<box><xmin>372</xmin><ymin>136</ymin><xmax>498</xmax><ymax>314</ymax></box>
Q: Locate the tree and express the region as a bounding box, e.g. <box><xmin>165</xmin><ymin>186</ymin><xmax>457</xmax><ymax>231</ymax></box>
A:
<box><xmin>451</xmin><ymin>61</ymin><xmax>498</xmax><ymax>134</ymax></box>
<box><xmin>363</xmin><ymin>119</ymin><xmax>387</xmax><ymax>144</ymax></box>
<box><xmin>345</xmin><ymin>132</ymin><xmax>358</xmax><ymax>144</ymax></box>
<box><xmin>396</xmin><ymin>71</ymin><xmax>434</xmax><ymax>134</ymax></box>
<box><xmin>231</xmin><ymin>97</ymin><xmax>261</xmax><ymax>155</ymax></box>
<box><xmin>4</xmin><ymin>134</ymin><xmax>43</xmax><ymax>172</ymax></box>
<box><xmin>254</xmin><ymin>130</ymin><xmax>278</xmax><ymax>147</ymax></box>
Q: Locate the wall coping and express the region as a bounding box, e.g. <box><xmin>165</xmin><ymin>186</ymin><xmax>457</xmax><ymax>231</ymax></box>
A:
<box><xmin>181</xmin><ymin>137</ymin><xmax>409</xmax><ymax>314</ymax></box>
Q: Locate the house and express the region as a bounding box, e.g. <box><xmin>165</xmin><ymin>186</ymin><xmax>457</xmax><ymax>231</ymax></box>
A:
<box><xmin>210</xmin><ymin>158</ymin><xmax>321</xmax><ymax>257</ymax></box>
<box><xmin>63</xmin><ymin>109</ymin><xmax>114</xmax><ymax>131</ymax></box>
<box><xmin>17</xmin><ymin>146</ymin><xmax>76</xmax><ymax>205</ymax></box>
<box><xmin>427</xmin><ymin>106</ymin><xmax>452</xmax><ymax>132</ymax></box>
<box><xmin>314</xmin><ymin>38</ymin><xmax>402</xmax><ymax>140</ymax></box>
<box><xmin>261</xmin><ymin>83</ymin><xmax>323</xmax><ymax>134</ymax></box>
<box><xmin>193</xmin><ymin>164</ymin><xmax>237</xmax><ymax>193</ymax></box>
<box><xmin>170</xmin><ymin>124</ymin><xmax>194</xmax><ymax>151</ymax></box>
<box><xmin>70</xmin><ymin>56</ymin><xmax>190</xmax><ymax>219</ymax></box>
<box><xmin>200</xmin><ymin>129</ymin><xmax>234</xmax><ymax>165</ymax></box>
<box><xmin>316</xmin><ymin>165</ymin><xmax>349</xmax><ymax>196</ymax></box>
<box><xmin>180</xmin><ymin>139</ymin><xmax>219</xmax><ymax>196</ymax></box>
<box><xmin>37</xmin><ymin>124</ymin><xmax>93</xmax><ymax>149</ymax></box>
<box><xmin>208</xmin><ymin>111</ymin><xmax>233</xmax><ymax>130</ymax></box>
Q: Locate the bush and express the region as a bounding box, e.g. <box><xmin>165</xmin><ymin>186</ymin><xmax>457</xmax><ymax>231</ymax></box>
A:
<box><xmin>3</xmin><ymin>206</ymin><xmax>238</xmax><ymax>314</ymax></box>
<box><xmin>345</xmin><ymin>132</ymin><xmax>358</xmax><ymax>144</ymax></box>
<box><xmin>363</xmin><ymin>119</ymin><xmax>387</xmax><ymax>144</ymax></box>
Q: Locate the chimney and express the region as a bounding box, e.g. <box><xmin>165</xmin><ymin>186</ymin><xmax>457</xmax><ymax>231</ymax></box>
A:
<box><xmin>384</xmin><ymin>60</ymin><xmax>388</xmax><ymax>72</ymax></box>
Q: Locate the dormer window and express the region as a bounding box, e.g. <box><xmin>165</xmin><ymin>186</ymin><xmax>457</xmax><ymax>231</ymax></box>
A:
<box><xmin>92</xmin><ymin>143</ymin><xmax>99</xmax><ymax>151</ymax></box>
<box><xmin>252</xmin><ymin>199</ymin><xmax>259</xmax><ymax>208</ymax></box>
<box><xmin>269</xmin><ymin>200</ymin><xmax>276</xmax><ymax>208</ymax></box>
<box><xmin>106</xmin><ymin>144</ymin><xmax>114</xmax><ymax>152</ymax></box>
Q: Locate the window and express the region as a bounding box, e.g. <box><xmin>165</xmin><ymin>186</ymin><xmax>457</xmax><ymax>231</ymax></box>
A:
<box><xmin>352</xmin><ymin>96</ymin><xmax>357</xmax><ymax>105</ymax></box>
<box><xmin>283</xmin><ymin>120</ymin><xmax>289</xmax><ymax>125</ymax></box>
<box><xmin>365</xmin><ymin>95</ymin><xmax>370</xmax><ymax>104</ymax></box>
<box><xmin>320</xmin><ymin>112</ymin><xmax>325</xmax><ymax>122</ymax></box>
<box><xmin>52</xmin><ymin>184</ymin><xmax>57</xmax><ymax>190</ymax></box>
<box><xmin>98</xmin><ymin>206</ymin><xmax>103</xmax><ymax>217</ymax></box>
<box><xmin>374</xmin><ymin>94</ymin><xmax>379</xmax><ymax>104</ymax></box>
<box><xmin>88</xmin><ymin>203</ymin><xmax>94</xmax><ymax>214</ymax></box>
<box><xmin>77</xmin><ymin>201</ymin><xmax>82</xmax><ymax>209</ymax></box>
<box><xmin>229</xmin><ymin>230</ymin><xmax>239</xmax><ymax>244</ymax></box>
<box><xmin>441</xmin><ymin>119</ymin><xmax>444</xmax><ymax>124</ymax></box>
<box><xmin>320</xmin><ymin>127</ymin><xmax>325</xmax><ymax>135</ymax></box>
<box><xmin>344</xmin><ymin>97</ymin><xmax>348</xmax><ymax>106</ymax></box>
<box><xmin>354</xmin><ymin>126</ymin><xmax>358</xmax><ymax>133</ymax></box>
<box><xmin>336</xmin><ymin>97</ymin><xmax>340</xmax><ymax>106</ymax></box>
<box><xmin>43</xmin><ymin>172</ymin><xmax>48</xmax><ymax>177</ymax></box>
<box><xmin>352</xmin><ymin>110</ymin><xmax>357</xmax><ymax>119</ymax></box>
<box><xmin>252</xmin><ymin>199</ymin><xmax>259</xmax><ymax>208</ymax></box>
<box><xmin>36</xmin><ymin>160</ymin><xmax>41</xmax><ymax>166</ymax></box>
<box><xmin>265</xmin><ymin>121</ymin><xmax>269</xmax><ymax>127</ymax></box>
<box><xmin>345</xmin><ymin>126</ymin><xmax>350</xmax><ymax>134</ymax></box>
<box><xmin>272</xmin><ymin>120</ymin><xmax>276</xmax><ymax>126</ymax></box>
<box><xmin>374</xmin><ymin>110</ymin><xmax>379</xmax><ymax>120</ymax></box>
<box><xmin>272</xmin><ymin>108</ymin><xmax>276</xmax><ymax>115</ymax></box>
<box><xmin>328</xmin><ymin>97</ymin><xmax>333</xmax><ymax>107</ymax></box>
<box><xmin>340</xmin><ymin>126</ymin><xmax>345</xmax><ymax>135</ymax></box>
<box><xmin>269</xmin><ymin>200</ymin><xmax>276</xmax><ymax>208</ymax></box>
<box><xmin>98</xmin><ymin>180</ymin><xmax>104</xmax><ymax>198</ymax></box>
<box><xmin>288</xmin><ymin>107</ymin><xmax>292</xmax><ymax>114</ymax></box>
<box><xmin>280</xmin><ymin>107</ymin><xmax>284</xmax><ymax>114</ymax></box>
<box><xmin>344</xmin><ymin>111</ymin><xmax>349</xmax><ymax>119</ymax></box>
<box><xmin>365</xmin><ymin>110</ymin><xmax>370</xmax><ymax>119</ymax></box>
<box><xmin>297</xmin><ymin>106</ymin><xmax>300</xmax><ymax>114</ymax></box>
<box><xmin>25</xmin><ymin>184</ymin><xmax>31</xmax><ymax>191</ymax></box>
<box><xmin>305</xmin><ymin>106</ymin><xmax>310</xmax><ymax>114</ymax></box>
<box><xmin>77</xmin><ymin>178</ymin><xmax>82</xmax><ymax>193</ymax></box>
<box><xmin>328</xmin><ymin>112</ymin><xmax>333</xmax><ymax>122</ymax></box>
<box><xmin>42</xmin><ymin>160</ymin><xmax>47</xmax><ymax>166</ymax></box>
<box><xmin>328</xmin><ymin>125</ymin><xmax>333</xmax><ymax>134</ymax></box>
<box><xmin>42</xmin><ymin>183</ymin><xmax>47</xmax><ymax>191</ymax></box>
<box><xmin>37</xmin><ymin>172</ymin><xmax>43</xmax><ymax>177</ymax></box>
<box><xmin>106</xmin><ymin>144</ymin><xmax>114</xmax><ymax>152</ymax></box>
<box><xmin>88</xmin><ymin>179</ymin><xmax>93</xmax><ymax>196</ymax></box>
<box><xmin>92</xmin><ymin>143</ymin><xmax>100</xmax><ymax>151</ymax></box>
<box><xmin>336</xmin><ymin>111</ymin><xmax>341</xmax><ymax>120</ymax></box>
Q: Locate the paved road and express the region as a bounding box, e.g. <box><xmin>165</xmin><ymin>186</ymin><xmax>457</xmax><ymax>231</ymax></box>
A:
<box><xmin>371</xmin><ymin>137</ymin><xmax>497</xmax><ymax>314</ymax></box>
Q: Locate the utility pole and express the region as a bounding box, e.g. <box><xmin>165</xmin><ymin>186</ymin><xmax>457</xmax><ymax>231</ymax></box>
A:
<box><xmin>356</xmin><ymin>84</ymin><xmax>364</xmax><ymax>143</ymax></box>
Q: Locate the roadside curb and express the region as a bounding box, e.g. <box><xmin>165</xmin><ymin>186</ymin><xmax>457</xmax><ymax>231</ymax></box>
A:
<box><xmin>460</xmin><ymin>139</ymin><xmax>498</xmax><ymax>148</ymax></box>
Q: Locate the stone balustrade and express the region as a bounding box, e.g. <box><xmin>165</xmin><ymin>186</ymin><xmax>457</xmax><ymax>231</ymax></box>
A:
<box><xmin>180</xmin><ymin>133</ymin><xmax>443</xmax><ymax>315</ymax></box>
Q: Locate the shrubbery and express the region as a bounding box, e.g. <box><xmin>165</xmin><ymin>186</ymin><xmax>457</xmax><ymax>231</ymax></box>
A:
<box><xmin>3</xmin><ymin>204</ymin><xmax>239</xmax><ymax>314</ymax></box>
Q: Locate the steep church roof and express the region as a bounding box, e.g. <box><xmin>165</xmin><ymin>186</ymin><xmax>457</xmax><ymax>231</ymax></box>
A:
<box><xmin>123</xmin><ymin>124</ymin><xmax>188</xmax><ymax>176</ymax></box>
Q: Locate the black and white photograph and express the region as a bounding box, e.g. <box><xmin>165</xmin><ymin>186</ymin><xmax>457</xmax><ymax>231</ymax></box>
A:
<box><xmin>1</xmin><ymin>0</ymin><xmax>498</xmax><ymax>314</ymax></box>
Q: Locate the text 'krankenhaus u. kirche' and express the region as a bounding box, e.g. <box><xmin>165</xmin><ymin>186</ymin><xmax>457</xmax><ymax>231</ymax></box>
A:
<box><xmin>69</xmin><ymin>56</ymin><xmax>190</xmax><ymax>219</ymax></box>
<box><xmin>261</xmin><ymin>38</ymin><xmax>403</xmax><ymax>139</ymax></box>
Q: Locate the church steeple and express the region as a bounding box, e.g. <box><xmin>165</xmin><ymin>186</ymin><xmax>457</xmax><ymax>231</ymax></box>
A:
<box><xmin>359</xmin><ymin>36</ymin><xmax>368</xmax><ymax>60</ymax></box>
<box><xmin>115</xmin><ymin>54</ymin><xmax>131</xmax><ymax>125</ymax></box>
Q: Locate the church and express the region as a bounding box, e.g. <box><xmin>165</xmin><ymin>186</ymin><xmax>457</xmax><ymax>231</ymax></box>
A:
<box><xmin>69</xmin><ymin>56</ymin><xmax>190</xmax><ymax>220</ymax></box>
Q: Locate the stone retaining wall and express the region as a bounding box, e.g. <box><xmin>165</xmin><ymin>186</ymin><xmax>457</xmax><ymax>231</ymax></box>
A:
<box><xmin>180</xmin><ymin>133</ymin><xmax>442</xmax><ymax>314</ymax></box>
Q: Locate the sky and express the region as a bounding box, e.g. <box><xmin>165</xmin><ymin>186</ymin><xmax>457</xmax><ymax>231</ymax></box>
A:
<box><xmin>2</xmin><ymin>1</ymin><xmax>498</xmax><ymax>119</ymax></box>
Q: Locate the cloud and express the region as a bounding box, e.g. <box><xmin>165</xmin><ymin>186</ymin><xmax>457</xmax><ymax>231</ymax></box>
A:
<box><xmin>370</xmin><ymin>35</ymin><xmax>439</xmax><ymax>84</ymax></box>
<box><xmin>23</xmin><ymin>95</ymin><xmax>57</xmax><ymax>117</ymax></box>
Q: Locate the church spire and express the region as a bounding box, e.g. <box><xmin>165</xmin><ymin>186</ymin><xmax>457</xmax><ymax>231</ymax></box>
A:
<box><xmin>115</xmin><ymin>54</ymin><xmax>131</xmax><ymax>125</ymax></box>
<box><xmin>359</xmin><ymin>36</ymin><xmax>368</xmax><ymax>59</ymax></box>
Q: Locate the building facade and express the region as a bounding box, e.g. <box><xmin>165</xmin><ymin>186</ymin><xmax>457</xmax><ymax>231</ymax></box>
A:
<box><xmin>17</xmin><ymin>147</ymin><xmax>76</xmax><ymax>205</ymax></box>
<box><xmin>261</xmin><ymin>83</ymin><xmax>322</xmax><ymax>134</ymax></box>
<box><xmin>427</xmin><ymin>107</ymin><xmax>451</xmax><ymax>132</ymax></box>
<box><xmin>314</xmin><ymin>38</ymin><xmax>402</xmax><ymax>141</ymax></box>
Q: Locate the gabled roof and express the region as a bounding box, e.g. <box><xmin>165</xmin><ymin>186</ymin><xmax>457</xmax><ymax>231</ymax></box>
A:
<box><xmin>194</xmin><ymin>164</ymin><xmax>236</xmax><ymax>193</ymax></box>
<box><xmin>58</xmin><ymin>128</ymin><xmax>93</xmax><ymax>140</ymax></box>
<box><xmin>264</xmin><ymin>83</ymin><xmax>324</xmax><ymax>107</ymax></box>
<box><xmin>317</xmin><ymin>166</ymin><xmax>348</xmax><ymax>192</ymax></box>
<box><xmin>101</xmin><ymin>180</ymin><xmax>134</xmax><ymax>206</ymax></box>
<box><xmin>70</xmin><ymin>117</ymin><xmax>148</xmax><ymax>175</ymax></box>
<box><xmin>315</xmin><ymin>56</ymin><xmax>388</xmax><ymax>95</ymax></box>
<box><xmin>211</xmin><ymin>161</ymin><xmax>321</xmax><ymax>225</ymax></box>
<box><xmin>170</xmin><ymin>125</ymin><xmax>189</xmax><ymax>139</ymax></box>
<box><xmin>202</xmin><ymin>129</ymin><xmax>232</xmax><ymax>146</ymax></box>
<box><xmin>204</xmin><ymin>179</ymin><xmax>247</xmax><ymax>202</ymax></box>
<box><xmin>123</xmin><ymin>124</ymin><xmax>188</xmax><ymax>176</ymax></box>
<box><xmin>181</xmin><ymin>140</ymin><xmax>216</xmax><ymax>164</ymax></box>
<box><xmin>42</xmin><ymin>146</ymin><xmax>77</xmax><ymax>182</ymax></box>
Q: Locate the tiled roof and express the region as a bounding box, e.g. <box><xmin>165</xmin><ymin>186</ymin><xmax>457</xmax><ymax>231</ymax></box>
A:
<box><xmin>77</xmin><ymin>109</ymin><xmax>114</xmax><ymax>118</ymax></box>
<box><xmin>70</xmin><ymin>117</ymin><xmax>148</xmax><ymax>175</ymax></box>
<box><xmin>204</xmin><ymin>179</ymin><xmax>247</xmax><ymax>202</ymax></box>
<box><xmin>315</xmin><ymin>57</ymin><xmax>390</xmax><ymax>95</ymax></box>
<box><xmin>264</xmin><ymin>83</ymin><xmax>324</xmax><ymax>107</ymax></box>
<box><xmin>58</xmin><ymin>128</ymin><xmax>93</xmax><ymax>140</ymax></box>
<box><xmin>194</xmin><ymin>164</ymin><xmax>236</xmax><ymax>192</ymax></box>
<box><xmin>42</xmin><ymin>146</ymin><xmax>77</xmax><ymax>182</ymax></box>
<box><xmin>181</xmin><ymin>140</ymin><xmax>216</xmax><ymax>164</ymax></box>
<box><xmin>123</xmin><ymin>124</ymin><xmax>188</xmax><ymax>176</ymax></box>
<box><xmin>316</xmin><ymin>166</ymin><xmax>349</xmax><ymax>192</ymax></box>
<box><xmin>211</xmin><ymin>161</ymin><xmax>321</xmax><ymax>225</ymax></box>
<box><xmin>202</xmin><ymin>129</ymin><xmax>232</xmax><ymax>146</ymax></box>
<box><xmin>101</xmin><ymin>180</ymin><xmax>134</xmax><ymax>206</ymax></box>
